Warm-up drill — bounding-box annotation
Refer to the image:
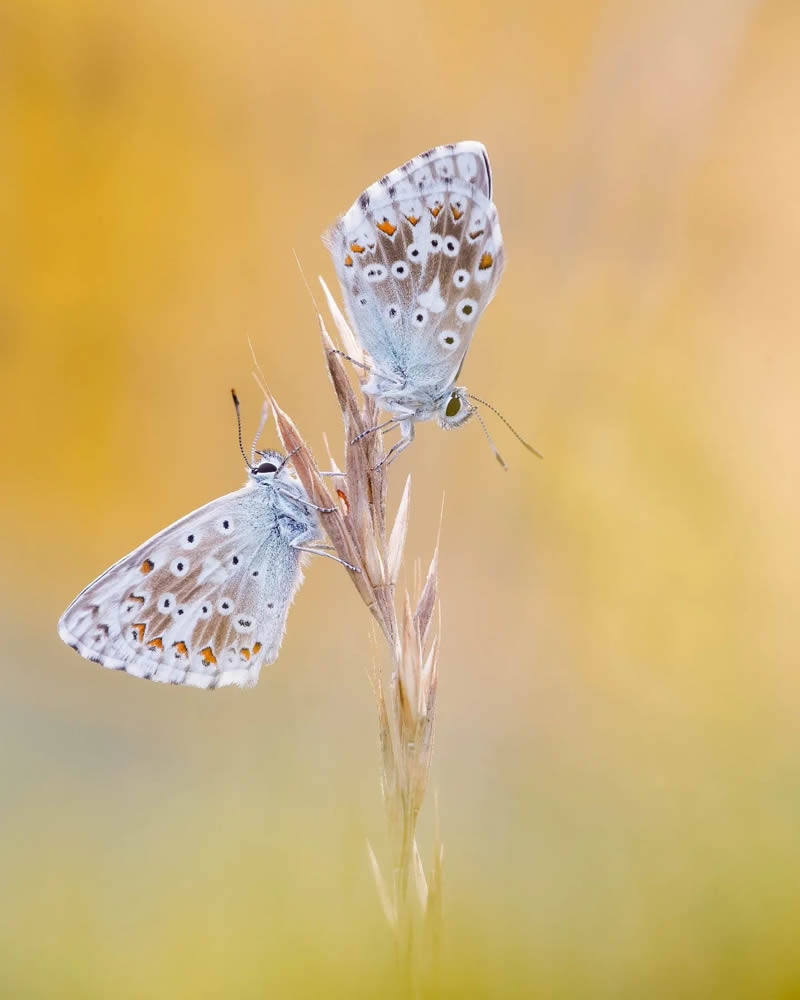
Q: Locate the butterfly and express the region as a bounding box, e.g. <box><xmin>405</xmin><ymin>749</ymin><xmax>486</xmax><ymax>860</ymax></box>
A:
<box><xmin>325</xmin><ymin>140</ymin><xmax>529</xmax><ymax>467</ymax></box>
<box><xmin>58</xmin><ymin>405</ymin><xmax>345</xmax><ymax>689</ymax></box>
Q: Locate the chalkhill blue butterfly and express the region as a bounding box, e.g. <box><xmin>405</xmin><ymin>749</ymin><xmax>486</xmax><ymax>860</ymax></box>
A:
<box><xmin>325</xmin><ymin>140</ymin><xmax>538</xmax><ymax>467</ymax></box>
<box><xmin>58</xmin><ymin>395</ymin><xmax>350</xmax><ymax>689</ymax></box>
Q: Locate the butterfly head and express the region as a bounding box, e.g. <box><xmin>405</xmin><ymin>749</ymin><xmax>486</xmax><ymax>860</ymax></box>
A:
<box><xmin>251</xmin><ymin>448</ymin><xmax>291</xmax><ymax>483</ymax></box>
<box><xmin>437</xmin><ymin>388</ymin><xmax>474</xmax><ymax>431</ymax></box>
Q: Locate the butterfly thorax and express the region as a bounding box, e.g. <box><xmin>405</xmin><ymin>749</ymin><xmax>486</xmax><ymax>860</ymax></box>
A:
<box><xmin>364</xmin><ymin>370</ymin><xmax>473</xmax><ymax>429</ymax></box>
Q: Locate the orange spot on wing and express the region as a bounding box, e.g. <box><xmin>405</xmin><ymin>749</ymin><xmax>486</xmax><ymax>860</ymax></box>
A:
<box><xmin>336</xmin><ymin>488</ymin><xmax>349</xmax><ymax>514</ymax></box>
<box><xmin>132</xmin><ymin>623</ymin><xmax>146</xmax><ymax>642</ymax></box>
<box><xmin>147</xmin><ymin>637</ymin><xmax>163</xmax><ymax>650</ymax></box>
<box><xmin>349</xmin><ymin>242</ymin><xmax>365</xmax><ymax>254</ymax></box>
<box><xmin>376</xmin><ymin>218</ymin><xmax>397</xmax><ymax>236</ymax></box>
<box><xmin>200</xmin><ymin>646</ymin><xmax>217</xmax><ymax>666</ymax></box>
<box><xmin>140</xmin><ymin>559</ymin><xmax>154</xmax><ymax>574</ymax></box>
<box><xmin>429</xmin><ymin>203</ymin><xmax>442</xmax><ymax>218</ymax></box>
<box><xmin>344</xmin><ymin>254</ymin><xmax>353</xmax><ymax>267</ymax></box>
<box><xmin>479</xmin><ymin>252</ymin><xmax>494</xmax><ymax>270</ymax></box>
<box><xmin>173</xmin><ymin>641</ymin><xmax>188</xmax><ymax>658</ymax></box>
<box><xmin>252</xmin><ymin>642</ymin><xmax>262</xmax><ymax>655</ymax></box>
<box><xmin>128</xmin><ymin>594</ymin><xmax>145</xmax><ymax>604</ymax></box>
<box><xmin>451</xmin><ymin>205</ymin><xmax>464</xmax><ymax>220</ymax></box>
<box><xmin>240</xmin><ymin>647</ymin><xmax>251</xmax><ymax>661</ymax></box>
<box><xmin>469</xmin><ymin>229</ymin><xmax>485</xmax><ymax>240</ymax></box>
<box><xmin>404</xmin><ymin>214</ymin><xmax>419</xmax><ymax>226</ymax></box>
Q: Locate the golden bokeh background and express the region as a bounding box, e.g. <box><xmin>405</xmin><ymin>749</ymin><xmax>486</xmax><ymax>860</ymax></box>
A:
<box><xmin>3</xmin><ymin>0</ymin><xmax>799</xmax><ymax>995</ymax></box>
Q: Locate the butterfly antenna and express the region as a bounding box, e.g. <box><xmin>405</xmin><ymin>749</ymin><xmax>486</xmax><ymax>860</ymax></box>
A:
<box><xmin>467</xmin><ymin>394</ymin><xmax>543</xmax><ymax>460</ymax></box>
<box><xmin>230</xmin><ymin>389</ymin><xmax>255</xmax><ymax>471</ymax></box>
<box><xmin>275</xmin><ymin>445</ymin><xmax>302</xmax><ymax>476</ymax></box>
<box><xmin>469</xmin><ymin>403</ymin><xmax>508</xmax><ymax>471</ymax></box>
<box><xmin>250</xmin><ymin>401</ymin><xmax>270</xmax><ymax>465</ymax></box>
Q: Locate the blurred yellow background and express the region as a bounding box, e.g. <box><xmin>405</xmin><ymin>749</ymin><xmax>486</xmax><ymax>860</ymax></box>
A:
<box><xmin>3</xmin><ymin>0</ymin><xmax>799</xmax><ymax>995</ymax></box>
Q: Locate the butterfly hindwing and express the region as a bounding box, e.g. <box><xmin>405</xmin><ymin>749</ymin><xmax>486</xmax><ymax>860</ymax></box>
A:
<box><xmin>324</xmin><ymin>140</ymin><xmax>504</xmax><ymax>392</ymax></box>
<box><xmin>59</xmin><ymin>482</ymin><xmax>314</xmax><ymax>689</ymax></box>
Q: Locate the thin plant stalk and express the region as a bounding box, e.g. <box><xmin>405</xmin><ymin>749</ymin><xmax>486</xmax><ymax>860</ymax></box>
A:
<box><xmin>256</xmin><ymin>279</ymin><xmax>442</xmax><ymax>985</ymax></box>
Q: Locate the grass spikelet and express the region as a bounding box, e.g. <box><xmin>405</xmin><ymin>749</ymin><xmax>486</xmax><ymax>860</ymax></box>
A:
<box><xmin>257</xmin><ymin>284</ymin><xmax>443</xmax><ymax>983</ymax></box>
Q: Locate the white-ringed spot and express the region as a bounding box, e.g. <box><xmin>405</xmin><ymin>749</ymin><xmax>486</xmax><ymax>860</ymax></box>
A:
<box><xmin>364</xmin><ymin>264</ymin><xmax>387</xmax><ymax>283</ymax></box>
<box><xmin>456</xmin><ymin>298</ymin><xmax>478</xmax><ymax>322</ymax></box>
<box><xmin>170</xmin><ymin>557</ymin><xmax>189</xmax><ymax>578</ymax></box>
<box><xmin>391</xmin><ymin>260</ymin><xmax>409</xmax><ymax>279</ymax></box>
<box><xmin>157</xmin><ymin>593</ymin><xmax>177</xmax><ymax>614</ymax></box>
<box><xmin>442</xmin><ymin>236</ymin><xmax>460</xmax><ymax>257</ymax></box>
<box><xmin>411</xmin><ymin>308</ymin><xmax>429</xmax><ymax>329</ymax></box>
<box><xmin>438</xmin><ymin>330</ymin><xmax>461</xmax><ymax>351</ymax></box>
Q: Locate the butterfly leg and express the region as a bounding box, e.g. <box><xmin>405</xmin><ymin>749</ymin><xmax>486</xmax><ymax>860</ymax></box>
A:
<box><xmin>327</xmin><ymin>349</ymin><xmax>373</xmax><ymax>374</ymax></box>
<box><xmin>351</xmin><ymin>417</ymin><xmax>398</xmax><ymax>445</ymax></box>
<box><xmin>276</xmin><ymin>489</ymin><xmax>338</xmax><ymax>513</ymax></box>
<box><xmin>375</xmin><ymin>419</ymin><xmax>415</xmax><ymax>470</ymax></box>
<box><xmin>294</xmin><ymin>546</ymin><xmax>360</xmax><ymax>572</ymax></box>
<box><xmin>288</xmin><ymin>523</ymin><xmax>360</xmax><ymax>572</ymax></box>
<box><xmin>291</xmin><ymin>542</ymin><xmax>360</xmax><ymax>572</ymax></box>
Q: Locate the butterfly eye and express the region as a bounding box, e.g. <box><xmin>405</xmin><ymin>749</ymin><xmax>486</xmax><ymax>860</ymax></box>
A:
<box><xmin>445</xmin><ymin>394</ymin><xmax>461</xmax><ymax>418</ymax></box>
<box><xmin>257</xmin><ymin>462</ymin><xmax>277</xmax><ymax>473</ymax></box>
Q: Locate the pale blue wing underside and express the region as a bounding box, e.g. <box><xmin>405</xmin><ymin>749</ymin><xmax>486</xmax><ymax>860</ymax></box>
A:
<box><xmin>58</xmin><ymin>485</ymin><xmax>309</xmax><ymax>689</ymax></box>
<box><xmin>324</xmin><ymin>141</ymin><xmax>504</xmax><ymax>394</ymax></box>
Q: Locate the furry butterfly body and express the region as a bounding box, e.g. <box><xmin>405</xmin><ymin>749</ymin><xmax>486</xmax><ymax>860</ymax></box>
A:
<box><xmin>325</xmin><ymin>140</ymin><xmax>504</xmax><ymax>462</ymax></box>
<box><xmin>58</xmin><ymin>452</ymin><xmax>322</xmax><ymax>689</ymax></box>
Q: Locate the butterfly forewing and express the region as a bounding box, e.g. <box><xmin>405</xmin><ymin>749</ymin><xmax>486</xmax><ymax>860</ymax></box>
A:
<box><xmin>59</xmin><ymin>486</ymin><xmax>311</xmax><ymax>689</ymax></box>
<box><xmin>324</xmin><ymin>140</ymin><xmax>504</xmax><ymax>391</ymax></box>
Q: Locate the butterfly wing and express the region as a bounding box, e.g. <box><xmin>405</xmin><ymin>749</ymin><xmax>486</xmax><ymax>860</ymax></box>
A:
<box><xmin>324</xmin><ymin>140</ymin><xmax>504</xmax><ymax>395</ymax></box>
<box><xmin>58</xmin><ymin>486</ymin><xmax>310</xmax><ymax>689</ymax></box>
